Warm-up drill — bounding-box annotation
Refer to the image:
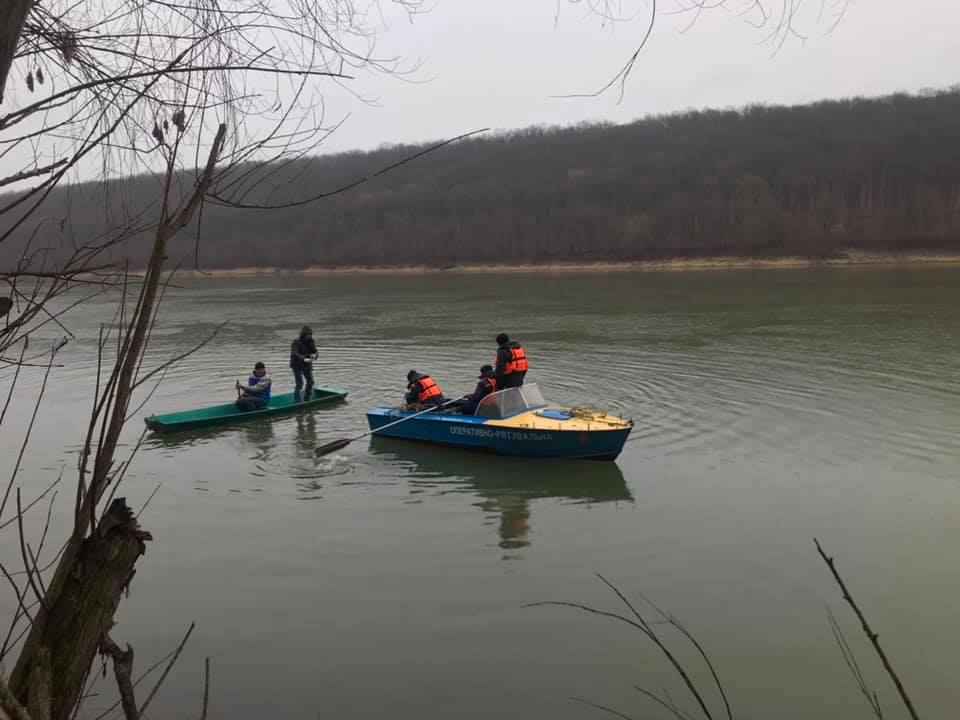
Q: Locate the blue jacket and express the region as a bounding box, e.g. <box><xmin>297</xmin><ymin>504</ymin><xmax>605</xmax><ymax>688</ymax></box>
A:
<box><xmin>243</xmin><ymin>374</ymin><xmax>272</xmax><ymax>402</ymax></box>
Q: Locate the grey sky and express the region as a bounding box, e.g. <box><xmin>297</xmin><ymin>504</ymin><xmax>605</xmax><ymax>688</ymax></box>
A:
<box><xmin>3</xmin><ymin>0</ymin><xmax>958</xmax><ymax>191</ymax></box>
<box><xmin>313</xmin><ymin>0</ymin><xmax>960</xmax><ymax>154</ymax></box>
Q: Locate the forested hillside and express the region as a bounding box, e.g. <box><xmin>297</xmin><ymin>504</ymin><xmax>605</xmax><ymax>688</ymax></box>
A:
<box><xmin>4</xmin><ymin>89</ymin><xmax>960</xmax><ymax>269</ymax></box>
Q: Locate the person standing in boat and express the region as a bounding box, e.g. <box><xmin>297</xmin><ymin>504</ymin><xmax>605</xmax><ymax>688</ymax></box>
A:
<box><xmin>494</xmin><ymin>333</ymin><xmax>528</xmax><ymax>389</ymax></box>
<box><xmin>405</xmin><ymin>370</ymin><xmax>446</xmax><ymax>410</ymax></box>
<box><xmin>290</xmin><ymin>325</ymin><xmax>318</xmax><ymax>402</ymax></box>
<box><xmin>236</xmin><ymin>361</ymin><xmax>272</xmax><ymax>411</ymax></box>
<box><xmin>456</xmin><ymin>364</ymin><xmax>498</xmax><ymax>415</ymax></box>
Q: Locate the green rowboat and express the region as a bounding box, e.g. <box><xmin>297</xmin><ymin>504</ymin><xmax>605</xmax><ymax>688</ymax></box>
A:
<box><xmin>144</xmin><ymin>388</ymin><xmax>348</xmax><ymax>433</ymax></box>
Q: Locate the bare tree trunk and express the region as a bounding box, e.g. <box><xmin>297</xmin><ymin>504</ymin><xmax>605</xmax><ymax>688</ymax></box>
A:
<box><xmin>11</xmin><ymin>500</ymin><xmax>150</xmax><ymax>720</ymax></box>
<box><xmin>10</xmin><ymin>123</ymin><xmax>225</xmax><ymax>719</ymax></box>
<box><xmin>0</xmin><ymin>0</ymin><xmax>32</xmax><ymax>104</ymax></box>
<box><xmin>0</xmin><ymin>678</ymin><xmax>31</xmax><ymax>720</ymax></box>
<box><xmin>26</xmin><ymin>646</ymin><xmax>50</xmax><ymax>720</ymax></box>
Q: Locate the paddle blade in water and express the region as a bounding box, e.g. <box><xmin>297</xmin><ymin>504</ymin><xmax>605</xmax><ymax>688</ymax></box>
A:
<box><xmin>314</xmin><ymin>438</ymin><xmax>352</xmax><ymax>457</ymax></box>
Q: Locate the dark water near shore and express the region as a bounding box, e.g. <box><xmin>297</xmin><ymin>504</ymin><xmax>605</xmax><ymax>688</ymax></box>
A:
<box><xmin>2</xmin><ymin>267</ymin><xmax>959</xmax><ymax>718</ymax></box>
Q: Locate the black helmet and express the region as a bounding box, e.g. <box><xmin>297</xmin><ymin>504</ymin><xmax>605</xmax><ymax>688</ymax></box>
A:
<box><xmin>478</xmin><ymin>364</ymin><xmax>494</xmax><ymax>378</ymax></box>
<box><xmin>496</xmin><ymin>332</ymin><xmax>509</xmax><ymax>345</ymax></box>
<box><xmin>407</xmin><ymin>369</ymin><xmax>418</xmax><ymax>382</ymax></box>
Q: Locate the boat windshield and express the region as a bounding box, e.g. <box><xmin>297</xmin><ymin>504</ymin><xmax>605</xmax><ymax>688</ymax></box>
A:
<box><xmin>474</xmin><ymin>384</ymin><xmax>547</xmax><ymax>419</ymax></box>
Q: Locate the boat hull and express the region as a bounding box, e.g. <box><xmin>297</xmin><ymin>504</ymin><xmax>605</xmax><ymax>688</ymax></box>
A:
<box><xmin>145</xmin><ymin>388</ymin><xmax>347</xmax><ymax>433</ymax></box>
<box><xmin>365</xmin><ymin>408</ymin><xmax>631</xmax><ymax>460</ymax></box>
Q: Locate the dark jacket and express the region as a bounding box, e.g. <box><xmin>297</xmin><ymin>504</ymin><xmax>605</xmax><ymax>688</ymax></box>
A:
<box><xmin>462</xmin><ymin>377</ymin><xmax>497</xmax><ymax>415</ymax></box>
<box><xmin>290</xmin><ymin>334</ymin><xmax>317</xmax><ymax>370</ymax></box>
<box><xmin>495</xmin><ymin>340</ymin><xmax>527</xmax><ymax>387</ymax></box>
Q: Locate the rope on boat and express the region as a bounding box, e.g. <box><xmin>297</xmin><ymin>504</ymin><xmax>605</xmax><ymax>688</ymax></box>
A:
<box><xmin>568</xmin><ymin>405</ymin><xmax>631</xmax><ymax>428</ymax></box>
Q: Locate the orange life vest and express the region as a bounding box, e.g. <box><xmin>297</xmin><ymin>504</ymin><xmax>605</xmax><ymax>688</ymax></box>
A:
<box><xmin>484</xmin><ymin>377</ymin><xmax>497</xmax><ymax>393</ymax></box>
<box><xmin>497</xmin><ymin>345</ymin><xmax>528</xmax><ymax>376</ymax></box>
<box><xmin>416</xmin><ymin>375</ymin><xmax>443</xmax><ymax>403</ymax></box>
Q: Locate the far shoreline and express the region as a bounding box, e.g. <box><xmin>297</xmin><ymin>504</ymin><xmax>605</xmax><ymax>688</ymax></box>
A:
<box><xmin>165</xmin><ymin>251</ymin><xmax>960</xmax><ymax>278</ymax></box>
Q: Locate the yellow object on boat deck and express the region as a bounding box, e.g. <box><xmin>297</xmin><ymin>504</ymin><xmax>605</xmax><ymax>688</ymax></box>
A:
<box><xmin>486</xmin><ymin>406</ymin><xmax>631</xmax><ymax>433</ymax></box>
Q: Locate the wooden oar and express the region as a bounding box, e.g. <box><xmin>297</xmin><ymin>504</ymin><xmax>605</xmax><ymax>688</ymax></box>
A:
<box><xmin>314</xmin><ymin>396</ymin><xmax>465</xmax><ymax>457</ymax></box>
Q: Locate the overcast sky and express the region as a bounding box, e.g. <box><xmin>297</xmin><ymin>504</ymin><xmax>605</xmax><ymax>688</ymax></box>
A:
<box><xmin>3</xmin><ymin>0</ymin><xmax>959</xmax><ymax>190</ymax></box>
<box><xmin>310</xmin><ymin>0</ymin><xmax>960</xmax><ymax>154</ymax></box>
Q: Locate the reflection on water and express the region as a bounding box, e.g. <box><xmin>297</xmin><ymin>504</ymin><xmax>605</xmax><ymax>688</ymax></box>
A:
<box><xmin>245</xmin><ymin>420</ymin><xmax>276</xmax><ymax>482</ymax></box>
<box><xmin>294</xmin><ymin>412</ymin><xmax>318</xmax><ymax>456</ymax></box>
<box><xmin>143</xmin><ymin>415</ymin><xmax>276</xmax><ymax>452</ymax></box>
<box><xmin>368</xmin><ymin>437</ymin><xmax>632</xmax><ymax>551</ymax></box>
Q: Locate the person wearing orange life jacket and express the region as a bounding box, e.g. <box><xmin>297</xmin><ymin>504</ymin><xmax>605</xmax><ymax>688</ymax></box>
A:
<box><xmin>404</xmin><ymin>369</ymin><xmax>447</xmax><ymax>409</ymax></box>
<box><xmin>494</xmin><ymin>333</ymin><xmax>528</xmax><ymax>389</ymax></box>
<box><xmin>456</xmin><ymin>364</ymin><xmax>498</xmax><ymax>415</ymax></box>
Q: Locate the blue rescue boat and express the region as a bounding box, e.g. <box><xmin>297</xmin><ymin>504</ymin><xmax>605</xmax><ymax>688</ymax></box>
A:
<box><xmin>365</xmin><ymin>384</ymin><xmax>632</xmax><ymax>461</ymax></box>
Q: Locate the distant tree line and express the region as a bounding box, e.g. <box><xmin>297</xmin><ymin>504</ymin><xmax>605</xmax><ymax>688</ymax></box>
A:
<box><xmin>3</xmin><ymin>88</ymin><xmax>960</xmax><ymax>270</ymax></box>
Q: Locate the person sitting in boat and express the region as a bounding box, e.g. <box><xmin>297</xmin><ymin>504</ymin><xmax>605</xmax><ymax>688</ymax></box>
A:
<box><xmin>405</xmin><ymin>370</ymin><xmax>446</xmax><ymax>410</ymax></box>
<box><xmin>455</xmin><ymin>364</ymin><xmax>498</xmax><ymax>415</ymax></box>
<box><xmin>290</xmin><ymin>325</ymin><xmax>318</xmax><ymax>402</ymax></box>
<box><xmin>494</xmin><ymin>333</ymin><xmax>528</xmax><ymax>389</ymax></box>
<box><xmin>236</xmin><ymin>362</ymin><xmax>272</xmax><ymax>412</ymax></box>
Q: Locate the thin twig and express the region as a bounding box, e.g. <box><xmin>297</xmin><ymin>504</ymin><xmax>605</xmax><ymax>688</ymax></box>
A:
<box><xmin>1</xmin><ymin>343</ymin><xmax>57</xmax><ymax>521</ymax></box>
<box><xmin>209</xmin><ymin>128</ymin><xmax>488</xmax><ymax>209</ymax></box>
<box><xmin>827</xmin><ymin>606</ymin><xmax>884</xmax><ymax>719</ymax></box>
<box><xmin>136</xmin><ymin>621</ymin><xmax>196</xmax><ymax>718</ymax></box>
<box><xmin>814</xmin><ymin>538</ymin><xmax>918</xmax><ymax>720</ymax></box>
<box><xmin>595</xmin><ymin>574</ymin><xmax>714</xmax><ymax>720</ymax></box>
<box><xmin>635</xmin><ymin>589</ymin><xmax>732</xmax><ymax>720</ymax></box>
<box><xmin>633</xmin><ymin>687</ymin><xmax>693</xmax><ymax>720</ymax></box>
<box><xmin>33</xmin><ymin>481</ymin><xmax>60</xmax><ymax>562</ymax></box>
<box><xmin>0</xmin><ymin>560</ymin><xmax>38</xmax><ymax>662</ymax></box>
<box><xmin>0</xmin><ymin>473</ymin><xmax>62</xmax><ymax>532</ymax></box>
<box><xmin>25</xmin><ymin>541</ymin><xmax>48</xmax><ymax>600</ymax></box>
<box><xmin>201</xmin><ymin>657</ymin><xmax>211</xmax><ymax>720</ymax></box>
<box><xmin>571</xmin><ymin>696</ymin><xmax>635</xmax><ymax>720</ymax></box>
<box><xmin>99</xmin><ymin>428</ymin><xmax>148</xmax><ymax>519</ymax></box>
<box><xmin>89</xmin><ymin>646</ymin><xmax>180</xmax><ymax>720</ymax></box>
<box><xmin>0</xmin><ymin>337</ymin><xmax>28</xmax><ymax>427</ymax></box>
<box><xmin>16</xmin><ymin>489</ymin><xmax>48</xmax><ymax>609</ymax></box>
<box><xmin>130</xmin><ymin>322</ymin><xmax>225</xmax><ymax>393</ymax></box>
<box><xmin>136</xmin><ymin>483</ymin><xmax>162</xmax><ymax>519</ymax></box>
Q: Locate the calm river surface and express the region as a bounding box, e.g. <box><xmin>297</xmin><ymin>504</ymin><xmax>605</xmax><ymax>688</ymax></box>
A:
<box><xmin>2</xmin><ymin>267</ymin><xmax>959</xmax><ymax>718</ymax></box>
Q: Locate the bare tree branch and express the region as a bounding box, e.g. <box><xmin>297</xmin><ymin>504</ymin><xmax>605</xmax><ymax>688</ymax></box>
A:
<box><xmin>1</xmin><ymin>344</ymin><xmax>58</xmax><ymax>522</ymax></box>
<box><xmin>0</xmin><ymin>160</ymin><xmax>70</xmax><ymax>190</ymax></box>
<box><xmin>200</xmin><ymin>657</ymin><xmax>210</xmax><ymax>720</ymax></box>
<box><xmin>827</xmin><ymin>606</ymin><xmax>884</xmax><ymax>719</ymax></box>
<box><xmin>815</xmin><ymin>538</ymin><xmax>919</xmax><ymax>720</ymax></box>
<box><xmin>554</xmin><ymin>0</ymin><xmax>852</xmax><ymax>98</ymax></box>
<box><xmin>136</xmin><ymin>622</ymin><xmax>195</xmax><ymax>718</ymax></box>
<box><xmin>0</xmin><ymin>338</ymin><xmax>28</xmax><ymax>428</ymax></box>
<box><xmin>526</xmin><ymin>573</ymin><xmax>720</xmax><ymax>720</ymax></box>
<box><xmin>210</xmin><ymin>127</ymin><xmax>489</xmax><ymax>209</ymax></box>
<box><xmin>571</xmin><ymin>696</ymin><xmax>636</xmax><ymax>720</ymax></box>
<box><xmin>98</xmin><ymin>635</ymin><xmax>137</xmax><ymax>720</ymax></box>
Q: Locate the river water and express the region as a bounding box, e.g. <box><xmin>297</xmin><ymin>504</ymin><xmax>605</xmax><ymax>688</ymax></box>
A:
<box><xmin>2</xmin><ymin>267</ymin><xmax>959</xmax><ymax>718</ymax></box>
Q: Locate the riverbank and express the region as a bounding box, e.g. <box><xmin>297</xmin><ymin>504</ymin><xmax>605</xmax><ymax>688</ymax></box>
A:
<box><xmin>166</xmin><ymin>251</ymin><xmax>960</xmax><ymax>277</ymax></box>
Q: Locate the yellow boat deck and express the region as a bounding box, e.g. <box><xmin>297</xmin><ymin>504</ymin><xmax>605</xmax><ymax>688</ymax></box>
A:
<box><xmin>486</xmin><ymin>407</ymin><xmax>632</xmax><ymax>433</ymax></box>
